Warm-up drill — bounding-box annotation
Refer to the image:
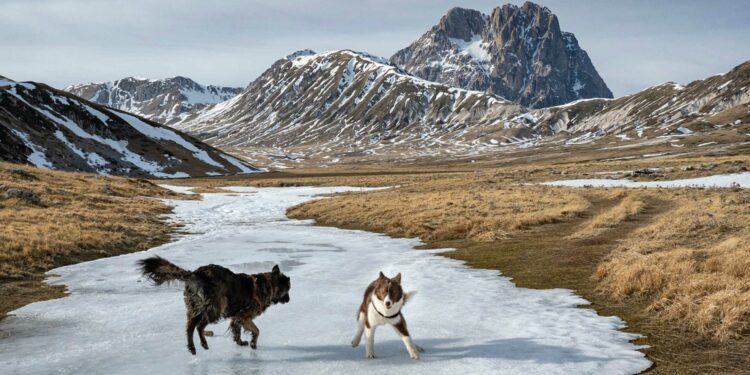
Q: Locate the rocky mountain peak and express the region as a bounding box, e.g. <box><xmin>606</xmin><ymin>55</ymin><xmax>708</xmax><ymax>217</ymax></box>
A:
<box><xmin>286</xmin><ymin>49</ymin><xmax>316</xmax><ymax>61</ymax></box>
<box><xmin>391</xmin><ymin>2</ymin><xmax>613</xmax><ymax>108</ymax></box>
<box><xmin>436</xmin><ymin>7</ymin><xmax>487</xmax><ymax>41</ymax></box>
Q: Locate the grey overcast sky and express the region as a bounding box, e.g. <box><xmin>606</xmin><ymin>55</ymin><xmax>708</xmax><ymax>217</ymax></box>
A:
<box><xmin>2</xmin><ymin>0</ymin><xmax>749</xmax><ymax>97</ymax></box>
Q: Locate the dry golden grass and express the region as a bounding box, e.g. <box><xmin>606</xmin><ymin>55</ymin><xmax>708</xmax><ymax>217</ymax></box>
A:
<box><xmin>0</xmin><ymin>162</ymin><xmax>187</xmax><ymax>279</ymax></box>
<box><xmin>288</xmin><ymin>175</ymin><xmax>590</xmax><ymax>243</ymax></box>
<box><xmin>595</xmin><ymin>188</ymin><xmax>750</xmax><ymax>341</ymax></box>
<box><xmin>568</xmin><ymin>191</ymin><xmax>646</xmax><ymax>239</ymax></box>
<box><xmin>285</xmin><ymin>167</ymin><xmax>750</xmax><ymax>344</ymax></box>
<box><xmin>174</xmin><ymin>170</ymin><xmax>476</xmax><ymax>188</ymax></box>
<box><xmin>188</xmin><ymin>186</ymin><xmax>233</xmax><ymax>193</ymax></box>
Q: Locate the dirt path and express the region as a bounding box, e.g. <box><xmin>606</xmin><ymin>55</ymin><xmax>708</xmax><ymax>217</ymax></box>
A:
<box><xmin>433</xmin><ymin>195</ymin><xmax>750</xmax><ymax>374</ymax></box>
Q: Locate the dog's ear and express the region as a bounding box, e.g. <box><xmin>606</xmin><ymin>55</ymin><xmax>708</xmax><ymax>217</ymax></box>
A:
<box><xmin>272</xmin><ymin>264</ymin><xmax>280</xmax><ymax>274</ymax></box>
<box><xmin>393</xmin><ymin>272</ymin><xmax>402</xmax><ymax>284</ymax></box>
<box><xmin>378</xmin><ymin>271</ymin><xmax>387</xmax><ymax>280</ymax></box>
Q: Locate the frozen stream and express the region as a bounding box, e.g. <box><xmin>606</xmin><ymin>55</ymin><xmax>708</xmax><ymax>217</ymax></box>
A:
<box><xmin>0</xmin><ymin>186</ymin><xmax>651</xmax><ymax>374</ymax></box>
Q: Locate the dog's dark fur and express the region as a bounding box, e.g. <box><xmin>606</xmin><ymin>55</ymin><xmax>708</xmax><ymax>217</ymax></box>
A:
<box><xmin>137</xmin><ymin>256</ymin><xmax>291</xmax><ymax>355</ymax></box>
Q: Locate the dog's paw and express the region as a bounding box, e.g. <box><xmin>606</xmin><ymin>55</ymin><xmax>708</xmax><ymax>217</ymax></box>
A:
<box><xmin>250</xmin><ymin>342</ymin><xmax>257</xmax><ymax>350</ymax></box>
<box><xmin>200</xmin><ymin>341</ymin><xmax>209</xmax><ymax>350</ymax></box>
<box><xmin>187</xmin><ymin>345</ymin><xmax>196</xmax><ymax>355</ymax></box>
<box><xmin>366</xmin><ymin>352</ymin><xmax>376</xmax><ymax>359</ymax></box>
<box><xmin>410</xmin><ymin>352</ymin><xmax>420</xmax><ymax>360</ymax></box>
<box><xmin>236</xmin><ymin>340</ymin><xmax>249</xmax><ymax>346</ymax></box>
<box><xmin>351</xmin><ymin>339</ymin><xmax>360</xmax><ymax>348</ymax></box>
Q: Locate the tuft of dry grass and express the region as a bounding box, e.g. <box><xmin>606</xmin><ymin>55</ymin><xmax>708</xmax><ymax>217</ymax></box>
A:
<box><xmin>595</xmin><ymin>189</ymin><xmax>750</xmax><ymax>341</ymax></box>
<box><xmin>568</xmin><ymin>191</ymin><xmax>646</xmax><ymax>239</ymax></box>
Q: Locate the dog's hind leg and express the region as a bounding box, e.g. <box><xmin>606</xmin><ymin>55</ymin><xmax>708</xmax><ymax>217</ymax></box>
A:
<box><xmin>230</xmin><ymin>318</ymin><xmax>249</xmax><ymax>346</ymax></box>
<box><xmin>393</xmin><ymin>317</ymin><xmax>420</xmax><ymax>360</ymax></box>
<box><xmin>351</xmin><ymin>312</ymin><xmax>365</xmax><ymax>348</ymax></box>
<box><xmin>197</xmin><ymin>319</ymin><xmax>210</xmax><ymax>350</ymax></box>
<box><xmin>241</xmin><ymin>318</ymin><xmax>260</xmax><ymax>350</ymax></box>
<box><xmin>186</xmin><ymin>316</ymin><xmax>201</xmax><ymax>355</ymax></box>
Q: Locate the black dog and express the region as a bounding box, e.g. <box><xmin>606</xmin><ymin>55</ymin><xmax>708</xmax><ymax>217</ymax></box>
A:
<box><xmin>137</xmin><ymin>256</ymin><xmax>291</xmax><ymax>355</ymax></box>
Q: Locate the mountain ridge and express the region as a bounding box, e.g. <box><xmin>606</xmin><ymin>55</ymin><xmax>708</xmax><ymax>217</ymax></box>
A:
<box><xmin>64</xmin><ymin>76</ymin><xmax>242</xmax><ymax>125</ymax></box>
<box><xmin>0</xmin><ymin>76</ymin><xmax>259</xmax><ymax>177</ymax></box>
<box><xmin>173</xmin><ymin>49</ymin><xmax>524</xmax><ymax>151</ymax></box>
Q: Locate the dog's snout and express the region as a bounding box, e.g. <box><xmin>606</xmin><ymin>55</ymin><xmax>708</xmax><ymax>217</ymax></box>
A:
<box><xmin>385</xmin><ymin>301</ymin><xmax>392</xmax><ymax>307</ymax></box>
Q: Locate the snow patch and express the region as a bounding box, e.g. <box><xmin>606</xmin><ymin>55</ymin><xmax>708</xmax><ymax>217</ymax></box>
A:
<box><xmin>543</xmin><ymin>172</ymin><xmax>750</xmax><ymax>189</ymax></box>
<box><xmin>10</xmin><ymin>129</ymin><xmax>53</xmax><ymax>169</ymax></box>
<box><xmin>218</xmin><ymin>153</ymin><xmax>261</xmax><ymax>174</ymax></box>
<box><xmin>449</xmin><ymin>35</ymin><xmax>492</xmax><ymax>63</ymax></box>
<box><xmin>114</xmin><ymin>111</ymin><xmax>225</xmax><ymax>169</ymax></box>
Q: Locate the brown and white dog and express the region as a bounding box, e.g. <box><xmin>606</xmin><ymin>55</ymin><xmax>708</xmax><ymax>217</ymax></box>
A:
<box><xmin>351</xmin><ymin>271</ymin><xmax>422</xmax><ymax>359</ymax></box>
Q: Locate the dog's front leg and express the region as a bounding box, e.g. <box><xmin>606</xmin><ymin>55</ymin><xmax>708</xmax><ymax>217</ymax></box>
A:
<box><xmin>230</xmin><ymin>318</ymin><xmax>248</xmax><ymax>346</ymax></box>
<box><xmin>351</xmin><ymin>312</ymin><xmax>365</xmax><ymax>347</ymax></box>
<box><xmin>365</xmin><ymin>326</ymin><xmax>376</xmax><ymax>359</ymax></box>
<box><xmin>393</xmin><ymin>317</ymin><xmax>420</xmax><ymax>360</ymax></box>
<box><xmin>242</xmin><ymin>318</ymin><xmax>260</xmax><ymax>350</ymax></box>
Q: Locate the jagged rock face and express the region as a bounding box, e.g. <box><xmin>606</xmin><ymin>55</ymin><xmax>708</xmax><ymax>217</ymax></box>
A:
<box><xmin>174</xmin><ymin>50</ymin><xmax>523</xmax><ymax>149</ymax></box>
<box><xmin>65</xmin><ymin>77</ymin><xmax>242</xmax><ymax>125</ymax></box>
<box><xmin>0</xmin><ymin>76</ymin><xmax>259</xmax><ymax>177</ymax></box>
<box><xmin>391</xmin><ymin>2</ymin><xmax>613</xmax><ymax>108</ymax></box>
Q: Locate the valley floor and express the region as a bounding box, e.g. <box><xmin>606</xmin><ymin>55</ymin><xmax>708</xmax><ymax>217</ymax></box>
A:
<box><xmin>0</xmin><ymin>186</ymin><xmax>650</xmax><ymax>374</ymax></box>
<box><xmin>2</xmin><ymin>147</ymin><xmax>750</xmax><ymax>374</ymax></box>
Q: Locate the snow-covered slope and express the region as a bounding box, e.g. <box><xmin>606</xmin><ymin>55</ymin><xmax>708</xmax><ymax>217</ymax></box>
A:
<box><xmin>391</xmin><ymin>2</ymin><xmax>613</xmax><ymax>108</ymax></box>
<box><xmin>0</xmin><ymin>76</ymin><xmax>259</xmax><ymax>178</ymax></box>
<box><xmin>530</xmin><ymin>60</ymin><xmax>750</xmax><ymax>138</ymax></box>
<box><xmin>174</xmin><ymin>50</ymin><xmax>525</xmax><ymax>149</ymax></box>
<box><xmin>171</xmin><ymin>51</ymin><xmax>749</xmax><ymax>167</ymax></box>
<box><xmin>65</xmin><ymin>76</ymin><xmax>242</xmax><ymax>125</ymax></box>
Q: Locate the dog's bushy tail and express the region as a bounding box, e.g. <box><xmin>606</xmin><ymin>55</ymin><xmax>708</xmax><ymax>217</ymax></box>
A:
<box><xmin>137</xmin><ymin>256</ymin><xmax>191</xmax><ymax>285</ymax></box>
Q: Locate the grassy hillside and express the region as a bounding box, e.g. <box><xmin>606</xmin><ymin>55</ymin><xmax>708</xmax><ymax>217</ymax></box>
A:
<box><xmin>0</xmin><ymin>162</ymin><xmax>189</xmax><ymax>322</ymax></box>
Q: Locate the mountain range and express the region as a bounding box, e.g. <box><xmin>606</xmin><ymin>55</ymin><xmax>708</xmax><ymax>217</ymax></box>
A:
<box><xmin>65</xmin><ymin>77</ymin><xmax>242</xmax><ymax>126</ymax></box>
<box><xmin>3</xmin><ymin>1</ymin><xmax>749</xmax><ymax>171</ymax></box>
<box><xmin>0</xmin><ymin>76</ymin><xmax>259</xmax><ymax>177</ymax></box>
<box><xmin>173</xmin><ymin>50</ymin><xmax>523</xmax><ymax>150</ymax></box>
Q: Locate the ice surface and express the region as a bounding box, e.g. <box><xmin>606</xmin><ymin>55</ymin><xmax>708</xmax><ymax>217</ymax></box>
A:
<box><xmin>543</xmin><ymin>172</ymin><xmax>750</xmax><ymax>188</ymax></box>
<box><xmin>0</xmin><ymin>187</ymin><xmax>650</xmax><ymax>375</ymax></box>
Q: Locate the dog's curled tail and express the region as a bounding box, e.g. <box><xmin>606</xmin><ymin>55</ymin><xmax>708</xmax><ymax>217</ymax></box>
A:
<box><xmin>137</xmin><ymin>256</ymin><xmax>191</xmax><ymax>285</ymax></box>
<box><xmin>405</xmin><ymin>290</ymin><xmax>417</xmax><ymax>303</ymax></box>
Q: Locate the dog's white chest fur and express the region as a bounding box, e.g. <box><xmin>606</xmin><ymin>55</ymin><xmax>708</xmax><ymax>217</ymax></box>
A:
<box><xmin>367</xmin><ymin>295</ymin><xmax>403</xmax><ymax>326</ymax></box>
